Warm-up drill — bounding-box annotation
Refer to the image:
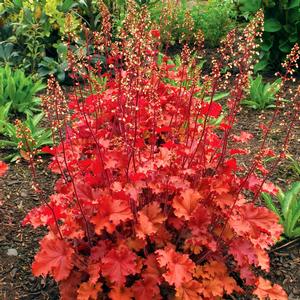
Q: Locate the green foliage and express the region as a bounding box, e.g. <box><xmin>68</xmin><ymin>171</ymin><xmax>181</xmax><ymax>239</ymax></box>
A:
<box><xmin>242</xmin><ymin>75</ymin><xmax>281</xmax><ymax>110</ymax></box>
<box><xmin>0</xmin><ymin>65</ymin><xmax>45</xmax><ymax>115</ymax></box>
<box><xmin>192</xmin><ymin>0</ymin><xmax>236</xmax><ymax>48</ymax></box>
<box><xmin>38</xmin><ymin>42</ymin><xmax>68</xmax><ymax>82</ymax></box>
<box><xmin>150</xmin><ymin>0</ymin><xmax>235</xmax><ymax>48</ymax></box>
<box><xmin>0</xmin><ymin>42</ymin><xmax>20</xmax><ymax>67</ymax></box>
<box><xmin>15</xmin><ymin>22</ymin><xmax>46</xmax><ymax>73</ymax></box>
<box><xmin>0</xmin><ymin>0</ymin><xmax>82</xmax><ymax>79</ymax></box>
<box><xmin>262</xmin><ymin>182</ymin><xmax>300</xmax><ymax>239</ymax></box>
<box><xmin>235</xmin><ymin>0</ymin><xmax>300</xmax><ymax>71</ymax></box>
<box><xmin>0</xmin><ymin>113</ymin><xmax>52</xmax><ymax>162</ymax></box>
<box><xmin>149</xmin><ymin>1</ymin><xmax>187</xmax><ymax>46</ymax></box>
<box><xmin>287</xmin><ymin>155</ymin><xmax>300</xmax><ymax>178</ymax></box>
<box><xmin>0</xmin><ymin>102</ymin><xmax>11</xmax><ymax>134</ymax></box>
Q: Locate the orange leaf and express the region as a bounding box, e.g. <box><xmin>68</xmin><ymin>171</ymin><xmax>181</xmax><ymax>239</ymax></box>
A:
<box><xmin>126</xmin><ymin>237</ymin><xmax>146</xmax><ymax>251</ymax></box>
<box><xmin>156</xmin><ymin>247</ymin><xmax>195</xmax><ymax>287</ymax></box>
<box><xmin>102</xmin><ymin>245</ymin><xmax>138</xmax><ymax>285</ymax></box>
<box><xmin>87</xmin><ymin>262</ymin><xmax>101</xmax><ymax>284</ymax></box>
<box><xmin>175</xmin><ymin>280</ymin><xmax>202</xmax><ymax>300</ymax></box>
<box><xmin>32</xmin><ymin>237</ymin><xmax>74</xmax><ymax>281</ymax></box>
<box><xmin>254</xmin><ymin>277</ymin><xmax>287</xmax><ymax>300</ymax></box>
<box><xmin>109</xmin><ymin>285</ymin><xmax>133</xmax><ymax>300</ymax></box>
<box><xmin>173</xmin><ymin>189</ymin><xmax>201</xmax><ymax>220</ymax></box>
<box><xmin>136</xmin><ymin>202</ymin><xmax>166</xmax><ymax>239</ymax></box>
<box><xmin>254</xmin><ymin>245</ymin><xmax>270</xmax><ymax>272</ymax></box>
<box><xmin>77</xmin><ymin>281</ymin><xmax>102</xmax><ymax>300</ymax></box>
<box><xmin>195</xmin><ymin>261</ymin><xmax>241</xmax><ymax>298</ymax></box>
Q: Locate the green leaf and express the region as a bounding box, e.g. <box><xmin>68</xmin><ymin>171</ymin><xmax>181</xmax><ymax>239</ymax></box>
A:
<box><xmin>261</xmin><ymin>39</ymin><xmax>273</xmax><ymax>51</ymax></box>
<box><xmin>290</xmin><ymin>226</ymin><xmax>300</xmax><ymax>238</ymax></box>
<box><xmin>287</xmin><ymin>0</ymin><xmax>300</xmax><ymax>9</ymax></box>
<box><xmin>262</xmin><ymin>192</ymin><xmax>283</xmax><ymax>221</ymax></box>
<box><xmin>264</xmin><ymin>18</ymin><xmax>282</xmax><ymax>32</ymax></box>
<box><xmin>7</xmin><ymin>76</ymin><xmax>16</xmax><ymax>101</ymax></box>
<box><xmin>279</xmin><ymin>40</ymin><xmax>292</xmax><ymax>53</ymax></box>
<box><xmin>204</xmin><ymin>92</ymin><xmax>229</xmax><ymax>102</ymax></box>
<box><xmin>0</xmin><ymin>139</ymin><xmax>17</xmax><ymax>147</ymax></box>
<box><xmin>31</xmin><ymin>113</ymin><xmax>44</xmax><ymax>127</ymax></box>
<box><xmin>239</xmin><ymin>0</ymin><xmax>262</xmax><ymax>13</ymax></box>
<box><xmin>282</xmin><ymin>182</ymin><xmax>300</xmax><ymax>219</ymax></box>
<box><xmin>254</xmin><ymin>59</ymin><xmax>268</xmax><ymax>73</ymax></box>
<box><xmin>289</xmin><ymin>203</ymin><xmax>300</xmax><ymax>237</ymax></box>
<box><xmin>61</xmin><ymin>0</ymin><xmax>75</xmax><ymax>12</ymax></box>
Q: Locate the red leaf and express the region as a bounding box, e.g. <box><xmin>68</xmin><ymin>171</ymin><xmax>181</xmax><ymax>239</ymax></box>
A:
<box><xmin>32</xmin><ymin>237</ymin><xmax>74</xmax><ymax>281</ymax></box>
<box><xmin>200</xmin><ymin>102</ymin><xmax>222</xmax><ymax>118</ymax></box>
<box><xmin>91</xmin><ymin>195</ymin><xmax>133</xmax><ymax>234</ymax></box>
<box><xmin>230</xmin><ymin>148</ymin><xmax>249</xmax><ymax>155</ymax></box>
<box><xmin>189</xmin><ymin>205</ymin><xmax>211</xmax><ymax>236</ymax></box>
<box><xmin>246</xmin><ymin>175</ymin><xmax>279</xmax><ymax>196</ymax></box>
<box><xmin>0</xmin><ymin>161</ymin><xmax>8</xmax><ymax>176</ymax></box>
<box><xmin>143</xmin><ymin>254</ymin><xmax>162</xmax><ymax>284</ymax></box>
<box><xmin>254</xmin><ymin>245</ymin><xmax>270</xmax><ymax>272</ymax></box>
<box><xmin>232</xmin><ymin>131</ymin><xmax>253</xmax><ymax>143</ymax></box>
<box><xmin>254</xmin><ymin>277</ymin><xmax>287</xmax><ymax>300</ymax></box>
<box><xmin>90</xmin><ymin>240</ymin><xmax>111</xmax><ymax>262</ymax></box>
<box><xmin>230</xmin><ymin>203</ymin><xmax>283</xmax><ymax>240</ymax></box>
<box><xmin>59</xmin><ymin>271</ymin><xmax>82</xmax><ymax>300</ymax></box>
<box><xmin>101</xmin><ymin>245</ymin><xmax>138</xmax><ymax>285</ymax></box>
<box><xmin>229</xmin><ymin>238</ymin><xmax>257</xmax><ymax>267</ymax></box>
<box><xmin>132</xmin><ymin>276</ymin><xmax>161</xmax><ymax>300</ymax></box>
<box><xmin>150</xmin><ymin>29</ymin><xmax>160</xmax><ymax>38</ymax></box>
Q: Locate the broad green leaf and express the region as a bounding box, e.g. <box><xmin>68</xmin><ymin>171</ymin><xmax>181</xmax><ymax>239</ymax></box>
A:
<box><xmin>287</xmin><ymin>0</ymin><xmax>300</xmax><ymax>9</ymax></box>
<box><xmin>264</xmin><ymin>19</ymin><xmax>282</xmax><ymax>32</ymax></box>
<box><xmin>282</xmin><ymin>182</ymin><xmax>300</xmax><ymax>219</ymax></box>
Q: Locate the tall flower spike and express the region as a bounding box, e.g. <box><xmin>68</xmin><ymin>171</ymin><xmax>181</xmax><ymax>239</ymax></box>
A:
<box><xmin>42</xmin><ymin>76</ymin><xmax>69</xmax><ymax>130</ymax></box>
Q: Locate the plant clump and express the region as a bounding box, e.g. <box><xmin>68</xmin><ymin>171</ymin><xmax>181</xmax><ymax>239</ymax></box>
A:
<box><xmin>22</xmin><ymin>3</ymin><xmax>299</xmax><ymax>300</ymax></box>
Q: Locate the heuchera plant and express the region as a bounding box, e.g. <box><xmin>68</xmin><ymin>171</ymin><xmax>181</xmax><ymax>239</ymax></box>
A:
<box><xmin>22</xmin><ymin>2</ymin><xmax>299</xmax><ymax>300</ymax></box>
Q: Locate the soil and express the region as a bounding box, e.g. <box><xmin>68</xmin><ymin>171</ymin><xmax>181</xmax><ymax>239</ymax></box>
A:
<box><xmin>0</xmin><ymin>160</ymin><xmax>59</xmax><ymax>300</ymax></box>
<box><xmin>0</xmin><ymin>83</ymin><xmax>299</xmax><ymax>300</ymax></box>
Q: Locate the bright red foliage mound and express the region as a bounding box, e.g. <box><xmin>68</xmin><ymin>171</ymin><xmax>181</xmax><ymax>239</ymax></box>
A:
<box><xmin>22</xmin><ymin>3</ymin><xmax>300</xmax><ymax>300</ymax></box>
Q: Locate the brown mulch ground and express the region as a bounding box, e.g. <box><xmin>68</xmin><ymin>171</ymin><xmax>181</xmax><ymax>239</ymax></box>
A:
<box><xmin>0</xmin><ymin>81</ymin><xmax>299</xmax><ymax>300</ymax></box>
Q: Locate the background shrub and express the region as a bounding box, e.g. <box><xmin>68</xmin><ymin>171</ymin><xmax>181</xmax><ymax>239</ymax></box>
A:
<box><xmin>235</xmin><ymin>0</ymin><xmax>300</xmax><ymax>72</ymax></box>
